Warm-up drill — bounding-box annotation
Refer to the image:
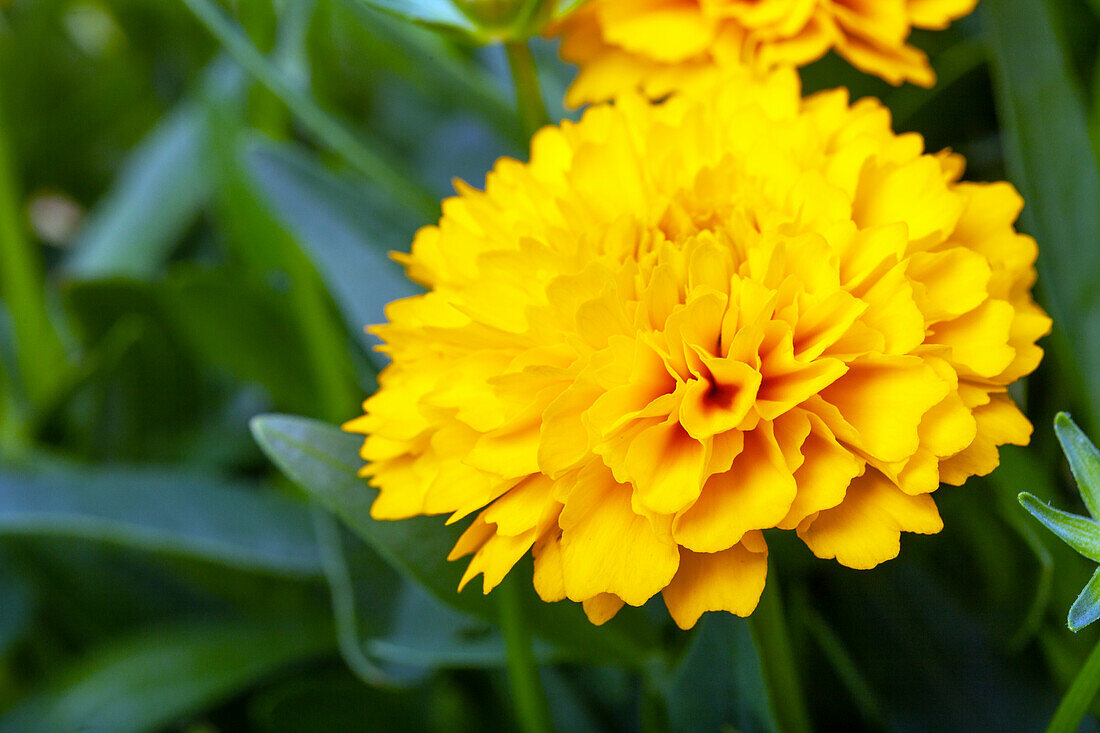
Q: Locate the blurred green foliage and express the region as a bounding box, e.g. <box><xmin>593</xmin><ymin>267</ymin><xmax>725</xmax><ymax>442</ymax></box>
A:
<box><xmin>1</xmin><ymin>0</ymin><xmax>1100</xmax><ymax>730</ymax></box>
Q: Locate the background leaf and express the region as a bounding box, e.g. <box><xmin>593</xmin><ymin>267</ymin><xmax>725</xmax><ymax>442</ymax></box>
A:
<box><xmin>984</xmin><ymin>0</ymin><xmax>1100</xmax><ymax>431</ymax></box>
<box><xmin>0</xmin><ymin>617</ymin><xmax>333</xmax><ymax>733</ymax></box>
<box><xmin>250</xmin><ymin>413</ymin><xmax>659</xmax><ymax>668</ymax></box>
<box><xmin>245</xmin><ymin>141</ymin><xmax>421</xmax><ymax>364</ymax></box>
<box><xmin>62</xmin><ymin>61</ymin><xmax>243</xmax><ymax>280</ymax></box>
<box><xmin>1056</xmin><ymin>412</ymin><xmax>1100</xmax><ymax>519</ymax></box>
<box><xmin>0</xmin><ymin>460</ymin><xmax>322</xmax><ymax>577</ymax></box>
<box><xmin>347</xmin><ymin>0</ymin><xmax>477</xmax><ymax>31</ymax></box>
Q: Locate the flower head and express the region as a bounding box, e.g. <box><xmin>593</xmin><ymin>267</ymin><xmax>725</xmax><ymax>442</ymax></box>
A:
<box><xmin>345</xmin><ymin>69</ymin><xmax>1049</xmax><ymax>629</ymax></box>
<box><xmin>553</xmin><ymin>0</ymin><xmax>979</xmax><ymax>106</ymax></box>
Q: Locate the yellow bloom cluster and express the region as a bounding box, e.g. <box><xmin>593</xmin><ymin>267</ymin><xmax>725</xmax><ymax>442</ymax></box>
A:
<box><xmin>554</xmin><ymin>0</ymin><xmax>979</xmax><ymax>105</ymax></box>
<box><xmin>346</xmin><ymin>69</ymin><xmax>1049</xmax><ymax>628</ymax></box>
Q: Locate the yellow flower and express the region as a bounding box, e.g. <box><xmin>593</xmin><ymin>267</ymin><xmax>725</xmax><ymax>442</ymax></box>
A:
<box><xmin>345</xmin><ymin>69</ymin><xmax>1049</xmax><ymax>629</ymax></box>
<box><xmin>554</xmin><ymin>0</ymin><xmax>979</xmax><ymax>106</ymax></box>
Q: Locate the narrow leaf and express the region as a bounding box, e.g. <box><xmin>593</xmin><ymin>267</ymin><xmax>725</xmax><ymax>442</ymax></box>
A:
<box><xmin>0</xmin><ymin>618</ymin><xmax>332</xmax><ymax>733</ymax></box>
<box><xmin>1069</xmin><ymin>566</ymin><xmax>1100</xmax><ymax>632</ymax></box>
<box><xmin>159</xmin><ymin>268</ymin><xmax>322</xmax><ymax>417</ymax></box>
<box><xmin>0</xmin><ymin>559</ymin><xmax>32</xmax><ymax>659</ymax></box>
<box><xmin>63</xmin><ymin>61</ymin><xmax>243</xmax><ymax>279</ymax></box>
<box><xmin>1055</xmin><ymin>412</ymin><xmax>1100</xmax><ymax>520</ymax></box>
<box><xmin>661</xmin><ymin>613</ymin><xmax>777</xmax><ymax>733</ymax></box>
<box><xmin>181</xmin><ymin>0</ymin><xmax>437</xmax><ymax>218</ymax></box>
<box><xmin>1046</xmin><ymin>625</ymin><xmax>1100</xmax><ymax>731</ymax></box>
<box><xmin>350</xmin><ymin>0</ymin><xmax>477</xmax><ymax>30</ymax></box>
<box><xmin>251</xmin><ymin>414</ymin><xmax>485</xmax><ymax>614</ymax></box>
<box><xmin>0</xmin><ymin>462</ymin><xmax>322</xmax><ymax>577</ymax></box>
<box><xmin>984</xmin><ymin>0</ymin><xmax>1100</xmax><ymax>429</ymax></box>
<box><xmin>251</xmin><ymin>414</ymin><xmax>657</xmax><ymax>667</ymax></box>
<box><xmin>0</xmin><ymin>94</ymin><xmax>68</xmax><ymax>408</ymax></box>
<box><xmin>245</xmin><ymin>142</ymin><xmax>421</xmax><ymax>364</ymax></box>
<box><xmin>1018</xmin><ymin>492</ymin><xmax>1100</xmax><ymax>563</ymax></box>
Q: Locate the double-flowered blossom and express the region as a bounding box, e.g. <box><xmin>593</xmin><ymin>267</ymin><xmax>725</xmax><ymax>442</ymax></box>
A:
<box><xmin>554</xmin><ymin>0</ymin><xmax>979</xmax><ymax>106</ymax></box>
<box><xmin>345</xmin><ymin>68</ymin><xmax>1049</xmax><ymax>628</ymax></box>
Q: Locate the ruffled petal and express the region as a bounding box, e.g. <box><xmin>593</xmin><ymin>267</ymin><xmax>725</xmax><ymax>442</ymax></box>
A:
<box><xmin>559</xmin><ymin>469</ymin><xmax>680</xmax><ymax>605</ymax></box>
<box><xmin>797</xmin><ymin>470</ymin><xmax>943</xmax><ymax>569</ymax></box>
<box><xmin>662</xmin><ymin>536</ymin><xmax>769</xmax><ymax>629</ymax></box>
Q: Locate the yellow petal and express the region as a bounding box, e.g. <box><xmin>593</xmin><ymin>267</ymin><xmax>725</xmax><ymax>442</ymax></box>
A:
<box><xmin>482</xmin><ymin>475</ymin><xmax>561</xmax><ymax>536</ymax></box>
<box><xmin>449</xmin><ymin>513</ymin><xmax>495</xmax><ymax>561</ymax></box>
<box><xmin>797</xmin><ymin>470</ymin><xmax>943</xmax><ymax>569</ymax></box>
<box><xmin>938</xmin><ymin>393</ymin><xmax>1031</xmax><ymax>484</ymax></box>
<box><xmin>679</xmin><ymin>354</ymin><xmax>761</xmax><ymax>439</ymax></box>
<box><xmin>465</xmin><ymin>419</ymin><xmax>542</xmax><ymax>479</ymax></box>
<box><xmin>907</xmin><ymin>248</ymin><xmax>991</xmax><ymax>323</ymax></box>
<box><xmin>662</xmin><ymin>539</ymin><xmax>769</xmax><ymax>630</ymax></box>
<box><xmin>930</xmin><ymin>299</ymin><xmax>1017</xmax><ymax>378</ymax></box>
<box><xmin>908</xmin><ymin>0</ymin><xmax>979</xmax><ymax>29</ymax></box>
<box><xmin>582</xmin><ymin>593</ymin><xmax>626</xmax><ymax>625</ymax></box>
<box><xmin>369</xmin><ymin>456</ymin><xmax>428</xmax><ymax>520</ymax></box>
<box><xmin>793</xmin><ymin>289</ymin><xmax>868</xmax><ymax>361</ymax></box>
<box><xmin>626</xmin><ymin>417</ymin><xmax>710</xmax><ymax>514</ymax></box>
<box><xmin>756</xmin><ymin>327</ymin><xmax>849</xmax><ymax>420</ymax></box>
<box><xmin>857</xmin><ymin>263</ymin><xmax>926</xmax><ymax>355</ymax></box>
<box><xmin>458</xmin><ymin>528</ymin><xmax>538</xmax><ymax>594</ymax></box>
<box><xmin>854</xmin><ymin>157</ymin><xmax>964</xmax><ymax>244</ymax></box>
<box><xmin>918</xmin><ymin>389</ymin><xmax>977</xmax><ymax>459</ymax></box>
<box><xmin>673</xmin><ymin>423</ymin><xmax>797</xmax><ymax>552</ymax></box>
<box><xmin>998</xmin><ymin>303</ymin><xmax>1051</xmax><ymax>384</ymax></box>
<box><xmin>817</xmin><ymin>354</ymin><xmax>949</xmax><ymax>463</ymax></box>
<box><xmin>539</xmin><ymin>382</ymin><xmax>603</xmax><ymax>478</ymax></box>
<box><xmin>559</xmin><ymin>469</ymin><xmax>680</xmax><ymax>606</ymax></box>
<box><xmin>778</xmin><ymin>415</ymin><xmax>864</xmax><ymax>529</ymax></box>
<box><xmin>532</xmin><ymin>532</ymin><xmax>567</xmax><ymax>602</ymax></box>
<box><xmin>597</xmin><ymin>0</ymin><xmax>719</xmax><ymax>62</ymax></box>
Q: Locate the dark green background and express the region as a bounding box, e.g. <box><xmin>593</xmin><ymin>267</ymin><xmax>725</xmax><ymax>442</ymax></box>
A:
<box><xmin>1</xmin><ymin>0</ymin><xmax>1099</xmax><ymax>730</ymax></box>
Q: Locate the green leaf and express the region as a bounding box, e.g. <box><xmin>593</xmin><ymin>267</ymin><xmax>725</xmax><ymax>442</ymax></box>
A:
<box><xmin>60</xmin><ymin>278</ymin><xmax>207</xmax><ymax>461</ymax></box>
<box><xmin>245</xmin><ymin>142</ymin><xmax>421</xmax><ymax>364</ymax></box>
<box><xmin>207</xmin><ymin>112</ymin><xmax>363</xmax><ymax>422</ymax></box>
<box><xmin>250</xmin><ymin>414</ymin><xmax>486</xmax><ymax>614</ymax></box>
<box><xmin>553</xmin><ymin>0</ymin><xmax>588</xmax><ymax>18</ymax></box>
<box><xmin>984</xmin><ymin>0</ymin><xmax>1100</xmax><ymax>430</ymax></box>
<box><xmin>0</xmin><ymin>617</ymin><xmax>333</xmax><ymax>733</ymax></box>
<box><xmin>330</xmin><ymin>1</ymin><xmax>516</xmax><ymax>140</ymax></box>
<box><xmin>181</xmin><ymin>0</ymin><xmax>438</xmax><ymax>218</ymax></box>
<box><xmin>366</xmin><ymin>588</ymin><xmax>509</xmax><ymax>669</ymax></box>
<box><xmin>159</xmin><ymin>267</ymin><xmax>325</xmax><ymax>417</ymax></box>
<box><xmin>1017</xmin><ymin>492</ymin><xmax>1100</xmax><ymax>563</ymax></box>
<box><xmin>63</xmin><ymin>61</ymin><xmax>243</xmax><ymax>279</ymax></box>
<box><xmin>0</xmin><ymin>93</ymin><xmax>69</xmax><ymax>410</ymax></box>
<box><xmin>349</xmin><ymin>0</ymin><xmax>477</xmax><ymax>31</ymax></box>
<box><xmin>660</xmin><ymin>613</ymin><xmax>777</xmax><ymax>733</ymax></box>
<box><xmin>1046</xmin><ymin>623</ymin><xmax>1100</xmax><ymax>730</ymax></box>
<box><xmin>1069</xmin><ymin>566</ymin><xmax>1100</xmax><ymax>631</ymax></box>
<box><xmin>800</xmin><ymin>603</ymin><xmax>886</xmax><ymax>729</ymax></box>
<box><xmin>1055</xmin><ymin>412</ymin><xmax>1100</xmax><ymax>520</ymax></box>
<box><xmin>316</xmin><ymin>508</ymin><xmax>525</xmax><ymax>675</ymax></box>
<box><xmin>0</xmin><ymin>461</ymin><xmax>322</xmax><ymax>577</ymax></box>
<box><xmin>0</xmin><ymin>559</ymin><xmax>32</xmax><ymax>660</ymax></box>
<box><xmin>250</xmin><ymin>414</ymin><xmax>658</xmax><ymax>668</ymax></box>
<box><xmin>248</xmin><ymin>672</ymin><xmax>446</xmax><ymax>733</ymax></box>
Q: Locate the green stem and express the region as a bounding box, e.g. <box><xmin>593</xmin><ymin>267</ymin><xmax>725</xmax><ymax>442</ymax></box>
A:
<box><xmin>1047</xmin><ymin>631</ymin><xmax>1100</xmax><ymax>733</ymax></box>
<box><xmin>505</xmin><ymin>40</ymin><xmax>550</xmax><ymax>142</ymax></box>
<box><xmin>0</xmin><ymin>93</ymin><xmax>68</xmax><ymax>412</ymax></box>
<box><xmin>497</xmin><ymin>573</ymin><xmax>552</xmax><ymax>733</ymax></box>
<box><xmin>748</xmin><ymin>579</ymin><xmax>812</xmax><ymax>733</ymax></box>
<box><xmin>180</xmin><ymin>0</ymin><xmax>438</xmax><ymax>219</ymax></box>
